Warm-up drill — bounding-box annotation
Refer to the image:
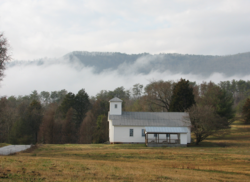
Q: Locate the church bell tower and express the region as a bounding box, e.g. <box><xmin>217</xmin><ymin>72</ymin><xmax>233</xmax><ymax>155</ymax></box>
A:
<box><xmin>109</xmin><ymin>97</ymin><xmax>123</xmax><ymax>115</ymax></box>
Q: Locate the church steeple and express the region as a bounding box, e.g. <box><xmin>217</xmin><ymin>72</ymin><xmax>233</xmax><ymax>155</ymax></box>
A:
<box><xmin>109</xmin><ymin>97</ymin><xmax>123</xmax><ymax>115</ymax></box>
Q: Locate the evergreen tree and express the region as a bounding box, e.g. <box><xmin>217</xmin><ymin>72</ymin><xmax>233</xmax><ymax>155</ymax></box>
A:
<box><xmin>59</xmin><ymin>89</ymin><xmax>90</xmax><ymax>126</ymax></box>
<box><xmin>26</xmin><ymin>100</ymin><xmax>43</xmax><ymax>143</ymax></box>
<box><xmin>30</xmin><ymin>90</ymin><xmax>40</xmax><ymax>101</ymax></box>
<box><xmin>199</xmin><ymin>82</ymin><xmax>234</xmax><ymax>122</ymax></box>
<box><xmin>40</xmin><ymin>91</ymin><xmax>50</xmax><ymax>105</ymax></box>
<box><xmin>60</xmin><ymin>92</ymin><xmax>75</xmax><ymax>118</ymax></box>
<box><xmin>169</xmin><ymin>79</ymin><xmax>195</xmax><ymax>112</ymax></box>
<box><xmin>9</xmin><ymin>100</ymin><xmax>42</xmax><ymax>144</ymax></box>
<box><xmin>74</xmin><ymin>89</ymin><xmax>90</xmax><ymax>128</ymax></box>
<box><xmin>92</xmin><ymin>115</ymin><xmax>108</xmax><ymax>143</ymax></box>
<box><xmin>132</xmin><ymin>83</ymin><xmax>143</xmax><ymax>98</ymax></box>
<box><xmin>242</xmin><ymin>98</ymin><xmax>250</xmax><ymax>124</ymax></box>
<box><xmin>61</xmin><ymin>108</ymin><xmax>76</xmax><ymax>143</ymax></box>
<box><xmin>216</xmin><ymin>90</ymin><xmax>235</xmax><ymax>120</ymax></box>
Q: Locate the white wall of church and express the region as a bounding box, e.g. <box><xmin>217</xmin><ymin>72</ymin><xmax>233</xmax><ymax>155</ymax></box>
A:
<box><xmin>110</xmin><ymin>125</ymin><xmax>191</xmax><ymax>144</ymax></box>
<box><xmin>114</xmin><ymin>126</ymin><xmax>146</xmax><ymax>143</ymax></box>
<box><xmin>187</xmin><ymin>127</ymin><xmax>191</xmax><ymax>143</ymax></box>
<box><xmin>109</xmin><ymin>121</ymin><xmax>114</xmax><ymax>143</ymax></box>
<box><xmin>180</xmin><ymin>134</ymin><xmax>187</xmax><ymax>144</ymax></box>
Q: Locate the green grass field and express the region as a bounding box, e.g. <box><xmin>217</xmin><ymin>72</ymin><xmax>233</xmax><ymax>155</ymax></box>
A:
<box><xmin>1</xmin><ymin>121</ymin><xmax>250</xmax><ymax>181</ymax></box>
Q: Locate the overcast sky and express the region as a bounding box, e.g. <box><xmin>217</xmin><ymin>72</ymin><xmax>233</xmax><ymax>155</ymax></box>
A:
<box><xmin>1</xmin><ymin>0</ymin><xmax>250</xmax><ymax>97</ymax></box>
<box><xmin>1</xmin><ymin>0</ymin><xmax>250</xmax><ymax>60</ymax></box>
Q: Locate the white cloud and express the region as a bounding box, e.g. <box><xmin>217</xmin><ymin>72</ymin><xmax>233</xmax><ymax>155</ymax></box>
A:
<box><xmin>0</xmin><ymin>0</ymin><xmax>250</xmax><ymax>60</ymax></box>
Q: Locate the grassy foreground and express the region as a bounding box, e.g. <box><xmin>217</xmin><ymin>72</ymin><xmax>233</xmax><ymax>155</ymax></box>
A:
<box><xmin>1</xmin><ymin>122</ymin><xmax>250</xmax><ymax>181</ymax></box>
<box><xmin>0</xmin><ymin>143</ymin><xmax>10</xmax><ymax>148</ymax></box>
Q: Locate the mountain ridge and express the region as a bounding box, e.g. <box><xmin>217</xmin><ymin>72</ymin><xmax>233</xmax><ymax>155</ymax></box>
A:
<box><xmin>7</xmin><ymin>51</ymin><xmax>250</xmax><ymax>77</ymax></box>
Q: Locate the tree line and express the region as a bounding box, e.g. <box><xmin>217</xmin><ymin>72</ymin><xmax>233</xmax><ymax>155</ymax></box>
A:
<box><xmin>0</xmin><ymin>79</ymin><xmax>250</xmax><ymax>145</ymax></box>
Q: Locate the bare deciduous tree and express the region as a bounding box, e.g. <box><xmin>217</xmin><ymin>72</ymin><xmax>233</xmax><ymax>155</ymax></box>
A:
<box><xmin>79</xmin><ymin>111</ymin><xmax>96</xmax><ymax>144</ymax></box>
<box><xmin>38</xmin><ymin>103</ymin><xmax>57</xmax><ymax>144</ymax></box>
<box><xmin>132</xmin><ymin>83</ymin><xmax>143</xmax><ymax>99</ymax></box>
<box><xmin>187</xmin><ymin>105</ymin><xmax>229</xmax><ymax>145</ymax></box>
<box><xmin>0</xmin><ymin>97</ymin><xmax>17</xmax><ymax>143</ymax></box>
<box><xmin>0</xmin><ymin>33</ymin><xmax>10</xmax><ymax>82</ymax></box>
<box><xmin>144</xmin><ymin>80</ymin><xmax>175</xmax><ymax>111</ymax></box>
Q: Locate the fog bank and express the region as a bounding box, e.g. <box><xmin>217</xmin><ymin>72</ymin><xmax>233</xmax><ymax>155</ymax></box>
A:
<box><xmin>1</xmin><ymin>57</ymin><xmax>250</xmax><ymax>97</ymax></box>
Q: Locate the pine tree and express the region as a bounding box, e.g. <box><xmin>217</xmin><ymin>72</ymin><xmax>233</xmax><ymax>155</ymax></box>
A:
<box><xmin>59</xmin><ymin>92</ymin><xmax>75</xmax><ymax>118</ymax></box>
<box><xmin>61</xmin><ymin>108</ymin><xmax>76</xmax><ymax>143</ymax></box>
<box><xmin>198</xmin><ymin>82</ymin><xmax>234</xmax><ymax>121</ymax></box>
<box><xmin>74</xmin><ymin>89</ymin><xmax>90</xmax><ymax>128</ymax></box>
<box><xmin>242</xmin><ymin>98</ymin><xmax>250</xmax><ymax>124</ymax></box>
<box><xmin>9</xmin><ymin>100</ymin><xmax>42</xmax><ymax>144</ymax></box>
<box><xmin>169</xmin><ymin>79</ymin><xmax>195</xmax><ymax>112</ymax></box>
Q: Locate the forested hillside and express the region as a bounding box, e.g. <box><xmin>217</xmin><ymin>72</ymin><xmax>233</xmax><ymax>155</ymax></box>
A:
<box><xmin>7</xmin><ymin>51</ymin><xmax>250</xmax><ymax>76</ymax></box>
<box><xmin>1</xmin><ymin>79</ymin><xmax>250</xmax><ymax>145</ymax></box>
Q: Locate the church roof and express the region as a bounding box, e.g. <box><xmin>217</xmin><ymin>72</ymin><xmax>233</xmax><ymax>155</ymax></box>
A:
<box><xmin>145</xmin><ymin>127</ymin><xmax>189</xmax><ymax>133</ymax></box>
<box><xmin>109</xmin><ymin>97</ymin><xmax>123</xmax><ymax>102</ymax></box>
<box><xmin>108</xmin><ymin>112</ymin><xmax>191</xmax><ymax>127</ymax></box>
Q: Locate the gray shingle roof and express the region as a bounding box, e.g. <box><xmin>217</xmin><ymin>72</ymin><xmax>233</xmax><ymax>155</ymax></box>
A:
<box><xmin>108</xmin><ymin>112</ymin><xmax>191</xmax><ymax>127</ymax></box>
<box><xmin>109</xmin><ymin>97</ymin><xmax>123</xmax><ymax>102</ymax></box>
<box><xmin>145</xmin><ymin>127</ymin><xmax>189</xmax><ymax>133</ymax></box>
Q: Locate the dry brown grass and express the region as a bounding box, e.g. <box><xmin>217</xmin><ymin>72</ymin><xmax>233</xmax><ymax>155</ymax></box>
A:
<box><xmin>1</xmin><ymin>122</ymin><xmax>250</xmax><ymax>181</ymax></box>
<box><xmin>0</xmin><ymin>143</ymin><xmax>10</xmax><ymax>148</ymax></box>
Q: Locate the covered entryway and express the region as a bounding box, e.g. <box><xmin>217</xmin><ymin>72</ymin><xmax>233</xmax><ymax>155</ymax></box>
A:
<box><xmin>145</xmin><ymin>127</ymin><xmax>189</xmax><ymax>147</ymax></box>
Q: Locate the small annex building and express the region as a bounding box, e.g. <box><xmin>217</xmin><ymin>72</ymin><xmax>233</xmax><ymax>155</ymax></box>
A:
<box><xmin>108</xmin><ymin>97</ymin><xmax>192</xmax><ymax>147</ymax></box>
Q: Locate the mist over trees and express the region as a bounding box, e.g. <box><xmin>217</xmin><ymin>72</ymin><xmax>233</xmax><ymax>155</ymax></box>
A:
<box><xmin>62</xmin><ymin>51</ymin><xmax>250</xmax><ymax>76</ymax></box>
<box><xmin>0</xmin><ymin>79</ymin><xmax>250</xmax><ymax>145</ymax></box>
<box><xmin>7</xmin><ymin>51</ymin><xmax>250</xmax><ymax>77</ymax></box>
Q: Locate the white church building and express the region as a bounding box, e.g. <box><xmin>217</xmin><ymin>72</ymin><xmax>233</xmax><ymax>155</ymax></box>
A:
<box><xmin>108</xmin><ymin>97</ymin><xmax>192</xmax><ymax>147</ymax></box>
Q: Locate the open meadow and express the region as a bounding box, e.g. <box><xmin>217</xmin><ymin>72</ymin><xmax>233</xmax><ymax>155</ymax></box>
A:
<box><xmin>0</xmin><ymin>121</ymin><xmax>250</xmax><ymax>181</ymax></box>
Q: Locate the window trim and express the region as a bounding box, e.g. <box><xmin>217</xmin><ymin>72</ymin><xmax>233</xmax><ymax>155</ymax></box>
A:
<box><xmin>129</xmin><ymin>129</ymin><xmax>134</xmax><ymax>137</ymax></box>
<box><xmin>142</xmin><ymin>129</ymin><xmax>145</xmax><ymax>137</ymax></box>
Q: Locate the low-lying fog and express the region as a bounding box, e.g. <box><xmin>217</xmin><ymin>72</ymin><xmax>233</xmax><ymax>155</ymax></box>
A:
<box><xmin>1</xmin><ymin>57</ymin><xmax>250</xmax><ymax>97</ymax></box>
